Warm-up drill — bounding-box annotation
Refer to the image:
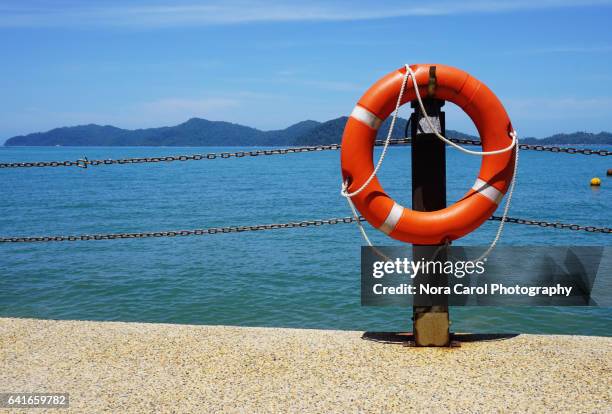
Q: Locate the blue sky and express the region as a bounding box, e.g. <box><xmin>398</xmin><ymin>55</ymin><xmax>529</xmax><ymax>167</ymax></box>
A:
<box><xmin>1</xmin><ymin>0</ymin><xmax>612</xmax><ymax>142</ymax></box>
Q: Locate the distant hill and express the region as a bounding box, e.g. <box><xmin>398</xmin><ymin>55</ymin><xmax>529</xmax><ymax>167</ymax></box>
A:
<box><xmin>521</xmin><ymin>132</ymin><xmax>612</xmax><ymax>145</ymax></box>
<box><xmin>4</xmin><ymin>117</ymin><xmax>611</xmax><ymax>146</ymax></box>
<box><xmin>5</xmin><ymin>118</ymin><xmax>275</xmax><ymax>147</ymax></box>
<box><xmin>291</xmin><ymin>116</ymin><xmax>476</xmax><ymax>145</ymax></box>
<box><xmin>4</xmin><ymin>118</ymin><xmax>323</xmax><ymax>147</ymax></box>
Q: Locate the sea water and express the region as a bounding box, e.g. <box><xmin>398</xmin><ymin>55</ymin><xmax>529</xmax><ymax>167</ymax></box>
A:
<box><xmin>1</xmin><ymin>145</ymin><xmax>610</xmax><ymax>335</ymax></box>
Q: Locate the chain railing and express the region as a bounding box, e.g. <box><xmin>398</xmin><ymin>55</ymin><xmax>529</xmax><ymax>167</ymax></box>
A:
<box><xmin>1</xmin><ymin>138</ymin><xmax>609</xmax><ymax>169</ymax></box>
<box><xmin>1</xmin><ymin>215</ymin><xmax>609</xmax><ymax>243</ymax></box>
<box><xmin>0</xmin><ymin>143</ymin><xmax>341</xmax><ymax>169</ymax></box>
<box><xmin>0</xmin><ymin>217</ymin><xmax>359</xmax><ymax>243</ymax></box>
<box><xmin>488</xmin><ymin>216</ymin><xmax>611</xmax><ymax>233</ymax></box>
<box><xmin>449</xmin><ymin>138</ymin><xmax>612</xmax><ymax>156</ymax></box>
<box><xmin>1</xmin><ymin>136</ymin><xmax>609</xmax><ymax>242</ymax></box>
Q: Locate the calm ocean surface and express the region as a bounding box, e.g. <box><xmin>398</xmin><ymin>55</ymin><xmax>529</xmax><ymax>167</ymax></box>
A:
<box><xmin>1</xmin><ymin>145</ymin><xmax>611</xmax><ymax>335</ymax></box>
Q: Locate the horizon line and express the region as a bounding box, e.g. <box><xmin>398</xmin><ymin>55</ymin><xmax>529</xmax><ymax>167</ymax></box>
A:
<box><xmin>2</xmin><ymin>1</ymin><xmax>612</xmax><ymax>28</ymax></box>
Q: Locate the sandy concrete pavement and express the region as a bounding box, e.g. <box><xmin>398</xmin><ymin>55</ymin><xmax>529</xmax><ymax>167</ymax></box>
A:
<box><xmin>0</xmin><ymin>318</ymin><xmax>610</xmax><ymax>413</ymax></box>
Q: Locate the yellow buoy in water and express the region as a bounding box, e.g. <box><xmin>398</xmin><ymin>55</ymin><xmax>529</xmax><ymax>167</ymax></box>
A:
<box><xmin>590</xmin><ymin>177</ymin><xmax>601</xmax><ymax>186</ymax></box>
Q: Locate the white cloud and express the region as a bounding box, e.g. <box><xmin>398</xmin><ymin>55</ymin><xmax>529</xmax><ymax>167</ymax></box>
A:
<box><xmin>418</xmin><ymin>97</ymin><xmax>612</xmax><ymax>137</ymax></box>
<box><xmin>138</xmin><ymin>97</ymin><xmax>239</xmax><ymax>119</ymax></box>
<box><xmin>1</xmin><ymin>0</ymin><xmax>611</xmax><ymax>28</ymax></box>
<box><xmin>505</xmin><ymin>97</ymin><xmax>612</xmax><ymax>119</ymax></box>
<box><xmin>494</xmin><ymin>97</ymin><xmax>612</xmax><ymax>135</ymax></box>
<box><xmin>248</xmin><ymin>75</ymin><xmax>363</xmax><ymax>92</ymax></box>
<box><xmin>501</xmin><ymin>45</ymin><xmax>612</xmax><ymax>55</ymax></box>
<box><xmin>0</xmin><ymin>92</ymin><xmax>296</xmax><ymax>140</ymax></box>
<box><xmin>3</xmin><ymin>94</ymin><xmax>612</xmax><ymax>142</ymax></box>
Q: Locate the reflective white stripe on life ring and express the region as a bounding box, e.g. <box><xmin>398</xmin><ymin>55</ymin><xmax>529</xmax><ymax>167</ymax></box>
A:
<box><xmin>472</xmin><ymin>178</ymin><xmax>503</xmax><ymax>205</ymax></box>
<box><xmin>378</xmin><ymin>202</ymin><xmax>404</xmax><ymax>235</ymax></box>
<box><xmin>350</xmin><ymin>105</ymin><xmax>382</xmax><ymax>130</ymax></box>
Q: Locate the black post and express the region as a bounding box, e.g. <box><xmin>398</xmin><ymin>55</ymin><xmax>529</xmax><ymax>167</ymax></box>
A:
<box><xmin>411</xmin><ymin>98</ymin><xmax>450</xmax><ymax>346</ymax></box>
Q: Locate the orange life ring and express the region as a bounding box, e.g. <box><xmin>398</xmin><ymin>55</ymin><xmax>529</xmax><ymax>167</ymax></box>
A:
<box><xmin>340</xmin><ymin>64</ymin><xmax>516</xmax><ymax>244</ymax></box>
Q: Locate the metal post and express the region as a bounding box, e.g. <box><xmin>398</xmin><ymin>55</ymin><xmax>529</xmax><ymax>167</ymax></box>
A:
<box><xmin>411</xmin><ymin>97</ymin><xmax>450</xmax><ymax>346</ymax></box>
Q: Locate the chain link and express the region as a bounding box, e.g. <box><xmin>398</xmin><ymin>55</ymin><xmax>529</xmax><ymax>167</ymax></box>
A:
<box><xmin>447</xmin><ymin>138</ymin><xmax>612</xmax><ymax>156</ymax></box>
<box><xmin>488</xmin><ymin>216</ymin><xmax>611</xmax><ymax>233</ymax></box>
<box><xmin>1</xmin><ymin>215</ymin><xmax>609</xmax><ymax>243</ymax></box>
<box><xmin>2</xmin><ymin>138</ymin><xmax>608</xmax><ymax>169</ymax></box>
<box><xmin>0</xmin><ymin>217</ymin><xmax>361</xmax><ymax>243</ymax></box>
<box><xmin>0</xmin><ymin>143</ymin><xmax>342</xmax><ymax>169</ymax></box>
